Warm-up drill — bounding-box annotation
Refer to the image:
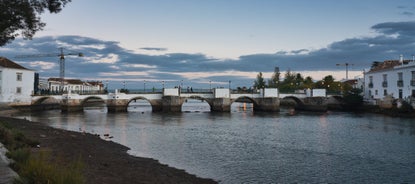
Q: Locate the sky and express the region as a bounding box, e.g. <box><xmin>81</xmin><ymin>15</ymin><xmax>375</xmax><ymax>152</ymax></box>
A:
<box><xmin>1</xmin><ymin>0</ymin><xmax>415</xmax><ymax>89</ymax></box>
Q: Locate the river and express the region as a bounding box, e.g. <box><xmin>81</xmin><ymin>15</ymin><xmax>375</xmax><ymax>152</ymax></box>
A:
<box><xmin>15</xmin><ymin>100</ymin><xmax>415</xmax><ymax>183</ymax></box>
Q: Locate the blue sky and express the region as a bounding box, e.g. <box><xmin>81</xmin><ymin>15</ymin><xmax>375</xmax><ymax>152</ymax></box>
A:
<box><xmin>1</xmin><ymin>0</ymin><xmax>415</xmax><ymax>89</ymax></box>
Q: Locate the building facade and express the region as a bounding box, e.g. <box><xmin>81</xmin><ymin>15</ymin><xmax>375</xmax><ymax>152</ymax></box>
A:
<box><xmin>364</xmin><ymin>58</ymin><xmax>415</xmax><ymax>102</ymax></box>
<box><xmin>0</xmin><ymin>57</ymin><xmax>34</xmax><ymax>103</ymax></box>
<box><xmin>45</xmin><ymin>78</ymin><xmax>104</xmax><ymax>94</ymax></box>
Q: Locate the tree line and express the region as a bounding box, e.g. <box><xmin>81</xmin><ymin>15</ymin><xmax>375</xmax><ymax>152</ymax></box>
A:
<box><xmin>253</xmin><ymin>69</ymin><xmax>354</xmax><ymax>94</ymax></box>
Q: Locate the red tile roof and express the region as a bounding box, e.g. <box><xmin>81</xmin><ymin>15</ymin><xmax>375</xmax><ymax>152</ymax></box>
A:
<box><xmin>0</xmin><ymin>57</ymin><xmax>30</xmax><ymax>70</ymax></box>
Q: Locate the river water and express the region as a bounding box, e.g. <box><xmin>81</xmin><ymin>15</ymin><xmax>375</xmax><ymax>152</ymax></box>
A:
<box><xmin>15</xmin><ymin>100</ymin><xmax>415</xmax><ymax>183</ymax></box>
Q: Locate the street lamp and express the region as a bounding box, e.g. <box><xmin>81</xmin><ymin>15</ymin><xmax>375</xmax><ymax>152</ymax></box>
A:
<box><xmin>123</xmin><ymin>81</ymin><xmax>126</xmax><ymax>90</ymax></box>
<box><xmin>229</xmin><ymin>80</ymin><xmax>231</xmax><ymax>89</ymax></box>
<box><xmin>180</xmin><ymin>80</ymin><xmax>183</xmax><ymax>92</ymax></box>
<box><xmin>144</xmin><ymin>80</ymin><xmax>146</xmax><ymax>92</ymax></box>
<box><xmin>162</xmin><ymin>81</ymin><xmax>165</xmax><ymax>89</ymax></box>
<box><xmin>105</xmin><ymin>80</ymin><xmax>109</xmax><ymax>93</ymax></box>
<box><xmin>209</xmin><ymin>80</ymin><xmax>212</xmax><ymax>91</ymax></box>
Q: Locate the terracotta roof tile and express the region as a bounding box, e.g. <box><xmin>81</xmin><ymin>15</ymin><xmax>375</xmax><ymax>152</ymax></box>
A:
<box><xmin>0</xmin><ymin>57</ymin><xmax>30</xmax><ymax>70</ymax></box>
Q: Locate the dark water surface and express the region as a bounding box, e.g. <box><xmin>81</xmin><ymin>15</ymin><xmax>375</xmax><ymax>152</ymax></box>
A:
<box><xmin>16</xmin><ymin>102</ymin><xmax>415</xmax><ymax>183</ymax></box>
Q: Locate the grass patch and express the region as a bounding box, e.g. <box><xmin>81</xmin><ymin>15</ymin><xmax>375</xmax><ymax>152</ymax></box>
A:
<box><xmin>14</xmin><ymin>151</ymin><xmax>85</xmax><ymax>184</ymax></box>
<box><xmin>0</xmin><ymin>121</ymin><xmax>85</xmax><ymax>184</ymax></box>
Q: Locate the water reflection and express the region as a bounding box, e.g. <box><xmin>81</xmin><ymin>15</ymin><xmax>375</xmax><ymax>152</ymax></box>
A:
<box><xmin>14</xmin><ymin>109</ymin><xmax>415</xmax><ymax>183</ymax></box>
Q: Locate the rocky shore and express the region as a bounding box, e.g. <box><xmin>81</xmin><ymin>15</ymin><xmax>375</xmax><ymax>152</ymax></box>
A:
<box><xmin>0</xmin><ymin>116</ymin><xmax>216</xmax><ymax>184</ymax></box>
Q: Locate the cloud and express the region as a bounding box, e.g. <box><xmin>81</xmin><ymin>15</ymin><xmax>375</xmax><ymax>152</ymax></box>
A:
<box><xmin>27</xmin><ymin>61</ymin><xmax>56</xmax><ymax>70</ymax></box>
<box><xmin>402</xmin><ymin>11</ymin><xmax>414</xmax><ymax>16</ymax></box>
<box><xmin>397</xmin><ymin>5</ymin><xmax>415</xmax><ymax>16</ymax></box>
<box><xmin>1</xmin><ymin>21</ymin><xmax>415</xmax><ymax>88</ymax></box>
<box><xmin>140</xmin><ymin>47</ymin><xmax>168</xmax><ymax>51</ymax></box>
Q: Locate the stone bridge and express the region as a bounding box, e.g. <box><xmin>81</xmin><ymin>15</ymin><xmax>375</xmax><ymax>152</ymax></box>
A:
<box><xmin>31</xmin><ymin>88</ymin><xmax>281</xmax><ymax>112</ymax></box>
<box><xmin>29</xmin><ymin>88</ymin><xmax>343</xmax><ymax>112</ymax></box>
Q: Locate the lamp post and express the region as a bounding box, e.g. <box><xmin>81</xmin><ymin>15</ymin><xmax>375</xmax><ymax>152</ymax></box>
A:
<box><xmin>229</xmin><ymin>80</ymin><xmax>231</xmax><ymax>89</ymax></box>
<box><xmin>105</xmin><ymin>80</ymin><xmax>109</xmax><ymax>93</ymax></box>
<box><xmin>162</xmin><ymin>80</ymin><xmax>165</xmax><ymax>89</ymax></box>
<box><xmin>123</xmin><ymin>81</ymin><xmax>126</xmax><ymax>90</ymax></box>
<box><xmin>144</xmin><ymin>80</ymin><xmax>146</xmax><ymax>92</ymax></box>
<box><xmin>209</xmin><ymin>80</ymin><xmax>212</xmax><ymax>91</ymax></box>
<box><xmin>180</xmin><ymin>80</ymin><xmax>183</xmax><ymax>93</ymax></box>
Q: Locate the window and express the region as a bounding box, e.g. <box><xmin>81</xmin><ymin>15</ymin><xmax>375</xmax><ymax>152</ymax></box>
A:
<box><xmin>0</xmin><ymin>71</ymin><xmax>2</xmax><ymax>80</ymax></box>
<box><xmin>16</xmin><ymin>72</ymin><xmax>22</xmax><ymax>81</ymax></box>
<box><xmin>412</xmin><ymin>71</ymin><xmax>415</xmax><ymax>86</ymax></box>
<box><xmin>397</xmin><ymin>72</ymin><xmax>404</xmax><ymax>87</ymax></box>
<box><xmin>384</xmin><ymin>89</ymin><xmax>387</xmax><ymax>96</ymax></box>
<box><xmin>398</xmin><ymin>72</ymin><xmax>403</xmax><ymax>80</ymax></box>
<box><xmin>375</xmin><ymin>90</ymin><xmax>378</xmax><ymax>95</ymax></box>
<box><xmin>382</xmin><ymin>74</ymin><xmax>388</xmax><ymax>87</ymax></box>
<box><xmin>368</xmin><ymin>76</ymin><xmax>373</xmax><ymax>88</ymax></box>
<box><xmin>16</xmin><ymin>87</ymin><xmax>22</xmax><ymax>94</ymax></box>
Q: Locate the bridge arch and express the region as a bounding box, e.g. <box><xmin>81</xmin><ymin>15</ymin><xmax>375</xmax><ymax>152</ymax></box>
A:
<box><xmin>127</xmin><ymin>96</ymin><xmax>157</xmax><ymax>112</ymax></box>
<box><xmin>32</xmin><ymin>96</ymin><xmax>60</xmax><ymax>105</ymax></box>
<box><xmin>328</xmin><ymin>95</ymin><xmax>345</xmax><ymax>102</ymax></box>
<box><xmin>231</xmin><ymin>96</ymin><xmax>258</xmax><ymax>112</ymax></box>
<box><xmin>80</xmin><ymin>96</ymin><xmax>107</xmax><ymax>112</ymax></box>
<box><xmin>326</xmin><ymin>95</ymin><xmax>345</xmax><ymax>110</ymax></box>
<box><xmin>282</xmin><ymin>96</ymin><xmax>305</xmax><ymax>108</ymax></box>
<box><xmin>181</xmin><ymin>95</ymin><xmax>213</xmax><ymax>112</ymax></box>
<box><xmin>80</xmin><ymin>96</ymin><xmax>106</xmax><ymax>106</ymax></box>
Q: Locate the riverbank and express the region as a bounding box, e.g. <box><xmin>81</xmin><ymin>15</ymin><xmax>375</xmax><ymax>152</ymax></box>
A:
<box><xmin>0</xmin><ymin>116</ymin><xmax>216</xmax><ymax>184</ymax></box>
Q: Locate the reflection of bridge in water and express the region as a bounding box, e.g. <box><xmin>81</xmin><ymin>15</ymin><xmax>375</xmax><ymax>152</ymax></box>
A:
<box><xmin>28</xmin><ymin>88</ymin><xmax>342</xmax><ymax>112</ymax></box>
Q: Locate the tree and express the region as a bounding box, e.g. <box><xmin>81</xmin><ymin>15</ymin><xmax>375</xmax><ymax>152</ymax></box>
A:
<box><xmin>343</xmin><ymin>88</ymin><xmax>363</xmax><ymax>108</ymax></box>
<box><xmin>0</xmin><ymin>0</ymin><xmax>71</xmax><ymax>46</ymax></box>
<box><xmin>254</xmin><ymin>72</ymin><xmax>266</xmax><ymax>89</ymax></box>
<box><xmin>303</xmin><ymin>76</ymin><xmax>314</xmax><ymax>89</ymax></box>
<box><xmin>278</xmin><ymin>70</ymin><xmax>298</xmax><ymax>93</ymax></box>
<box><xmin>267</xmin><ymin>69</ymin><xmax>280</xmax><ymax>88</ymax></box>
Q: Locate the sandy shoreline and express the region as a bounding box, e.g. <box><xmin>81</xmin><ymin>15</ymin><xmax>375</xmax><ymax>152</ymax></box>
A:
<box><xmin>0</xmin><ymin>115</ymin><xmax>217</xmax><ymax>184</ymax></box>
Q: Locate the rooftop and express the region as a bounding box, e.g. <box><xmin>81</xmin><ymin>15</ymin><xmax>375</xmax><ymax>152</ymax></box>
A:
<box><xmin>0</xmin><ymin>57</ymin><xmax>30</xmax><ymax>70</ymax></box>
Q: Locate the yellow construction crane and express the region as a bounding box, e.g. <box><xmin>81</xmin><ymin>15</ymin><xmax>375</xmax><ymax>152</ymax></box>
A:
<box><xmin>16</xmin><ymin>47</ymin><xmax>83</xmax><ymax>91</ymax></box>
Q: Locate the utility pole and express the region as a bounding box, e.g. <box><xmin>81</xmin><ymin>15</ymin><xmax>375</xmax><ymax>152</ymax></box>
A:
<box><xmin>336</xmin><ymin>63</ymin><xmax>353</xmax><ymax>80</ymax></box>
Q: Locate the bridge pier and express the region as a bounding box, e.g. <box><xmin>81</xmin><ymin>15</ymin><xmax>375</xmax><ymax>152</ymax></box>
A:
<box><xmin>253</xmin><ymin>97</ymin><xmax>280</xmax><ymax>112</ymax></box>
<box><xmin>150</xmin><ymin>100</ymin><xmax>163</xmax><ymax>112</ymax></box>
<box><xmin>162</xmin><ymin>96</ymin><xmax>183</xmax><ymax>112</ymax></box>
<box><xmin>211</xmin><ymin>98</ymin><xmax>231</xmax><ymax>112</ymax></box>
<box><xmin>107</xmin><ymin>99</ymin><xmax>129</xmax><ymax>112</ymax></box>
<box><xmin>61</xmin><ymin>98</ymin><xmax>83</xmax><ymax>112</ymax></box>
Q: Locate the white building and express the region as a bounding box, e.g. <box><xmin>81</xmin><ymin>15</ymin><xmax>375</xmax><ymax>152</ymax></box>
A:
<box><xmin>0</xmin><ymin>57</ymin><xmax>34</xmax><ymax>104</ymax></box>
<box><xmin>364</xmin><ymin>57</ymin><xmax>415</xmax><ymax>102</ymax></box>
<box><xmin>46</xmin><ymin>78</ymin><xmax>103</xmax><ymax>94</ymax></box>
